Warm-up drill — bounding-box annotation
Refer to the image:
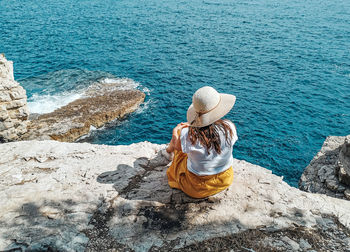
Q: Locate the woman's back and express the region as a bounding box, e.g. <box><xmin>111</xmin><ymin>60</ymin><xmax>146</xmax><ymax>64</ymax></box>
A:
<box><xmin>180</xmin><ymin>120</ymin><xmax>238</xmax><ymax>176</ymax></box>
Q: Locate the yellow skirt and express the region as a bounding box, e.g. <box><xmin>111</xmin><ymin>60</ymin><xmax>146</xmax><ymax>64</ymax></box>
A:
<box><xmin>166</xmin><ymin>150</ymin><xmax>234</xmax><ymax>199</ymax></box>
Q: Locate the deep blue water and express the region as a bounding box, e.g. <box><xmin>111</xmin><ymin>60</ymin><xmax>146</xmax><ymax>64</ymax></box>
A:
<box><xmin>1</xmin><ymin>0</ymin><xmax>349</xmax><ymax>186</ymax></box>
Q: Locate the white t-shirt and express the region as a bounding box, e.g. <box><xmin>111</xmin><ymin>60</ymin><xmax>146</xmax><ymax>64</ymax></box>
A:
<box><xmin>180</xmin><ymin>120</ymin><xmax>238</xmax><ymax>176</ymax></box>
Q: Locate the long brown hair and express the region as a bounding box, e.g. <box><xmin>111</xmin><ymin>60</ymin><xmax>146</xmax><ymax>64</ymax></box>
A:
<box><xmin>188</xmin><ymin>119</ymin><xmax>233</xmax><ymax>154</ymax></box>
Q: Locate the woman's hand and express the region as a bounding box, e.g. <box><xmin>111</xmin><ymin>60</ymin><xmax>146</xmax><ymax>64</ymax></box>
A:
<box><xmin>169</xmin><ymin>122</ymin><xmax>190</xmax><ymax>152</ymax></box>
<box><xmin>172</xmin><ymin>122</ymin><xmax>190</xmax><ymax>136</ymax></box>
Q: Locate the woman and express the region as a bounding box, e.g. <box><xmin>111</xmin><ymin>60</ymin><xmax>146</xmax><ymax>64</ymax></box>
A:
<box><xmin>163</xmin><ymin>86</ymin><xmax>238</xmax><ymax>198</ymax></box>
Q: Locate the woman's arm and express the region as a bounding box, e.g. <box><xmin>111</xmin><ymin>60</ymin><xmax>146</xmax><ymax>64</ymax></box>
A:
<box><xmin>167</xmin><ymin>122</ymin><xmax>189</xmax><ymax>153</ymax></box>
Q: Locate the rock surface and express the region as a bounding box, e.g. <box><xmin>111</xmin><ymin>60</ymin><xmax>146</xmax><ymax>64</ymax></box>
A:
<box><xmin>299</xmin><ymin>135</ymin><xmax>350</xmax><ymax>200</ymax></box>
<box><xmin>0</xmin><ymin>54</ymin><xmax>145</xmax><ymax>143</ymax></box>
<box><xmin>337</xmin><ymin>135</ymin><xmax>350</xmax><ymax>186</ymax></box>
<box><xmin>0</xmin><ymin>54</ymin><xmax>29</xmax><ymax>142</ymax></box>
<box><xmin>1</xmin><ymin>140</ymin><xmax>350</xmax><ymax>251</ymax></box>
<box><xmin>21</xmin><ymin>88</ymin><xmax>145</xmax><ymax>142</ymax></box>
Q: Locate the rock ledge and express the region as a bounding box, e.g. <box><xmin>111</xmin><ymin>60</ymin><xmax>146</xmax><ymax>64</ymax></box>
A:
<box><xmin>1</xmin><ymin>140</ymin><xmax>350</xmax><ymax>251</ymax></box>
<box><xmin>299</xmin><ymin>135</ymin><xmax>350</xmax><ymax>200</ymax></box>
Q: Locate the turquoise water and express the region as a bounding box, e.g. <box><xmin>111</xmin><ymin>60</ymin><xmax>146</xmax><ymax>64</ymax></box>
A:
<box><xmin>1</xmin><ymin>0</ymin><xmax>349</xmax><ymax>186</ymax></box>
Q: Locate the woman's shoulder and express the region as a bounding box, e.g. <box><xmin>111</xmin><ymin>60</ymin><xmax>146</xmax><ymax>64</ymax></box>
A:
<box><xmin>180</xmin><ymin>126</ymin><xmax>189</xmax><ymax>136</ymax></box>
<box><xmin>222</xmin><ymin>119</ymin><xmax>238</xmax><ymax>144</ymax></box>
<box><xmin>223</xmin><ymin>119</ymin><xmax>236</xmax><ymax>131</ymax></box>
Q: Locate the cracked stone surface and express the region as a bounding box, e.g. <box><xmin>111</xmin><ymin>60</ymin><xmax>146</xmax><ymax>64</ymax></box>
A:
<box><xmin>299</xmin><ymin>135</ymin><xmax>350</xmax><ymax>200</ymax></box>
<box><xmin>1</xmin><ymin>140</ymin><xmax>350</xmax><ymax>251</ymax></box>
<box><xmin>0</xmin><ymin>54</ymin><xmax>29</xmax><ymax>142</ymax></box>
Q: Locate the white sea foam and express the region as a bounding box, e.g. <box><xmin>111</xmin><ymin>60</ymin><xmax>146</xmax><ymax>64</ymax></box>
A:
<box><xmin>135</xmin><ymin>99</ymin><xmax>153</xmax><ymax>114</ymax></box>
<box><xmin>27</xmin><ymin>76</ymin><xmax>149</xmax><ymax>115</ymax></box>
<box><xmin>100</xmin><ymin>77</ymin><xmax>140</xmax><ymax>90</ymax></box>
<box><xmin>142</xmin><ymin>86</ymin><xmax>151</xmax><ymax>95</ymax></box>
<box><xmin>28</xmin><ymin>92</ymin><xmax>83</xmax><ymax>114</ymax></box>
<box><xmin>101</xmin><ymin>78</ymin><xmax>119</xmax><ymax>84</ymax></box>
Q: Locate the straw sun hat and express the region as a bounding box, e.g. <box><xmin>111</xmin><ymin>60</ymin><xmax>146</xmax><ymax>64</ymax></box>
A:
<box><xmin>187</xmin><ymin>86</ymin><xmax>236</xmax><ymax>127</ymax></box>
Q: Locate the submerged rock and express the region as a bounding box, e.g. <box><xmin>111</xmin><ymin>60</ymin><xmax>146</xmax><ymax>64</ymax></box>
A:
<box><xmin>1</xmin><ymin>140</ymin><xmax>350</xmax><ymax>251</ymax></box>
<box><xmin>0</xmin><ymin>54</ymin><xmax>29</xmax><ymax>142</ymax></box>
<box><xmin>299</xmin><ymin>135</ymin><xmax>350</xmax><ymax>200</ymax></box>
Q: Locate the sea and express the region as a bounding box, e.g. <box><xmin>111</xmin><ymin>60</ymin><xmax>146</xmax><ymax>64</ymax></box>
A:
<box><xmin>1</xmin><ymin>0</ymin><xmax>349</xmax><ymax>186</ymax></box>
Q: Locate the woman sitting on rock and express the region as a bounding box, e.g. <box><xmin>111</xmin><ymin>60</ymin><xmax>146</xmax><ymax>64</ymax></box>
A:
<box><xmin>161</xmin><ymin>86</ymin><xmax>238</xmax><ymax>198</ymax></box>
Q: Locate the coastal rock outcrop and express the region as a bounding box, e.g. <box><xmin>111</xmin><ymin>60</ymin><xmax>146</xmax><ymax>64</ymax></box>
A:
<box><xmin>1</xmin><ymin>140</ymin><xmax>350</xmax><ymax>251</ymax></box>
<box><xmin>0</xmin><ymin>54</ymin><xmax>145</xmax><ymax>143</ymax></box>
<box><xmin>299</xmin><ymin>135</ymin><xmax>350</xmax><ymax>200</ymax></box>
<box><xmin>0</xmin><ymin>54</ymin><xmax>29</xmax><ymax>142</ymax></box>
<box><xmin>21</xmin><ymin>88</ymin><xmax>145</xmax><ymax>142</ymax></box>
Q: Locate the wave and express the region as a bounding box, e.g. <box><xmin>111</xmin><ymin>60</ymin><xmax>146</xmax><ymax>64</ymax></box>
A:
<box><xmin>84</xmin><ymin>77</ymin><xmax>141</xmax><ymax>96</ymax></box>
<box><xmin>134</xmin><ymin>98</ymin><xmax>153</xmax><ymax>115</ymax></box>
<box><xmin>27</xmin><ymin>92</ymin><xmax>83</xmax><ymax>114</ymax></box>
<box><xmin>25</xmin><ymin>71</ymin><xmax>149</xmax><ymax>114</ymax></box>
<box><xmin>99</xmin><ymin>77</ymin><xmax>151</xmax><ymax>95</ymax></box>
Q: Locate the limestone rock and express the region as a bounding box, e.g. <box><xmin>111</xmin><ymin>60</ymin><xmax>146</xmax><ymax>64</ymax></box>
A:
<box><xmin>337</xmin><ymin>135</ymin><xmax>350</xmax><ymax>186</ymax></box>
<box><xmin>0</xmin><ymin>54</ymin><xmax>14</xmax><ymax>81</ymax></box>
<box><xmin>299</xmin><ymin>135</ymin><xmax>350</xmax><ymax>200</ymax></box>
<box><xmin>0</xmin><ymin>54</ymin><xmax>29</xmax><ymax>142</ymax></box>
<box><xmin>1</xmin><ymin>140</ymin><xmax>350</xmax><ymax>251</ymax></box>
<box><xmin>1</xmin><ymin>54</ymin><xmax>146</xmax><ymax>143</ymax></box>
<box><xmin>5</xmin><ymin>98</ymin><xmax>27</xmax><ymax>109</ymax></box>
<box><xmin>0</xmin><ymin>92</ymin><xmax>11</xmax><ymax>102</ymax></box>
<box><xmin>21</xmin><ymin>89</ymin><xmax>145</xmax><ymax>142</ymax></box>
<box><xmin>9</xmin><ymin>86</ymin><xmax>27</xmax><ymax>100</ymax></box>
<box><xmin>0</xmin><ymin>109</ymin><xmax>8</xmax><ymax>121</ymax></box>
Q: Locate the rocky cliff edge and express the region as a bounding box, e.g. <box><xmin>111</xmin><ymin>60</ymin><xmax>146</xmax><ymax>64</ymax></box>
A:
<box><xmin>1</xmin><ymin>140</ymin><xmax>350</xmax><ymax>251</ymax></box>
<box><xmin>299</xmin><ymin>135</ymin><xmax>350</xmax><ymax>200</ymax></box>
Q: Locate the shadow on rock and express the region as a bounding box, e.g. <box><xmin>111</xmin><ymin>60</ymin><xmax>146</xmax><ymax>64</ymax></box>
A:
<box><xmin>97</xmin><ymin>157</ymin><xmax>173</xmax><ymax>203</ymax></box>
<box><xmin>96</xmin><ymin>157</ymin><xmax>224</xmax><ymax>205</ymax></box>
<box><xmin>139</xmin><ymin>204</ymin><xmax>189</xmax><ymax>232</ymax></box>
<box><xmin>0</xmin><ymin>199</ymin><xmax>89</xmax><ymax>251</ymax></box>
<box><xmin>95</xmin><ymin>157</ymin><xmax>228</xmax><ymax>236</ymax></box>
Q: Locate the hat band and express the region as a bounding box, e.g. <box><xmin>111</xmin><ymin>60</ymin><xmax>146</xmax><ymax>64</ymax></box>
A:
<box><xmin>191</xmin><ymin>97</ymin><xmax>221</xmax><ymax>126</ymax></box>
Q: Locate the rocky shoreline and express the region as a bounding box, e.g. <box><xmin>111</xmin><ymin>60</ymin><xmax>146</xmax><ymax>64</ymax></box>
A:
<box><xmin>21</xmin><ymin>89</ymin><xmax>145</xmax><ymax>142</ymax></box>
<box><xmin>0</xmin><ymin>54</ymin><xmax>145</xmax><ymax>143</ymax></box>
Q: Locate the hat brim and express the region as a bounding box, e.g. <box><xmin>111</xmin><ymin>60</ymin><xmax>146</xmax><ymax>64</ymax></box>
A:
<box><xmin>187</xmin><ymin>93</ymin><xmax>236</xmax><ymax>127</ymax></box>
